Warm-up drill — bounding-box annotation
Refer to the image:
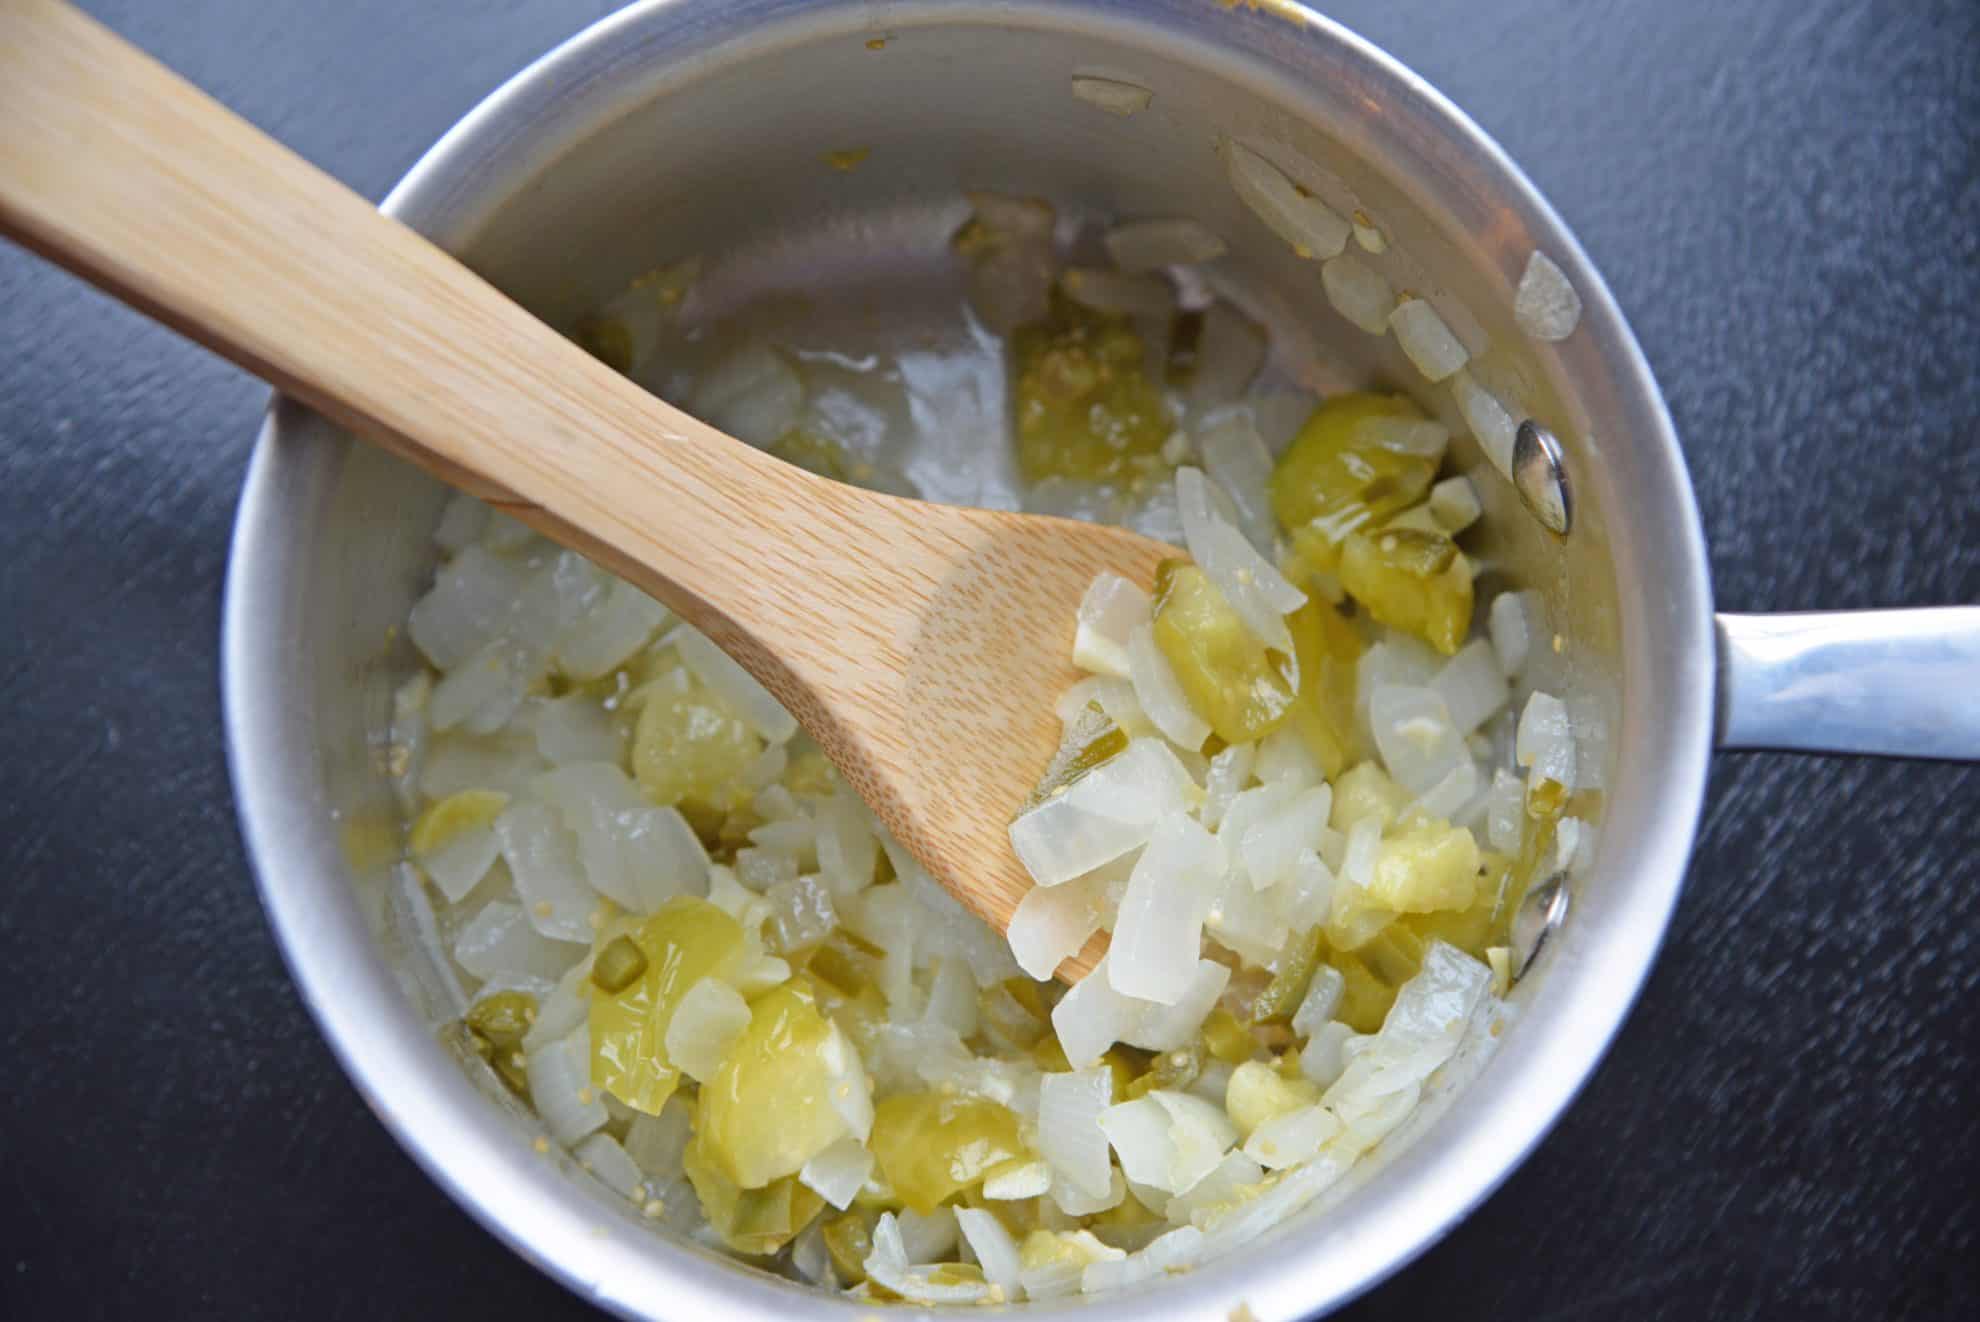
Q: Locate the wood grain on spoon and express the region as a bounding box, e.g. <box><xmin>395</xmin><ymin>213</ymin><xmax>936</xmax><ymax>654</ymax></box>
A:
<box><xmin>0</xmin><ymin>0</ymin><xmax>1165</xmax><ymax>979</ymax></box>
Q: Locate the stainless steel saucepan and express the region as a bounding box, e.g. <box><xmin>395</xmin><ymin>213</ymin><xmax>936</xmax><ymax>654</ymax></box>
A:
<box><xmin>221</xmin><ymin>1</ymin><xmax>1980</xmax><ymax>1317</ymax></box>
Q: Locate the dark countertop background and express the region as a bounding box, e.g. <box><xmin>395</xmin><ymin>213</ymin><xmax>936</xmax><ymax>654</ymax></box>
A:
<box><xmin>2</xmin><ymin>1</ymin><xmax>1975</xmax><ymax>1318</ymax></box>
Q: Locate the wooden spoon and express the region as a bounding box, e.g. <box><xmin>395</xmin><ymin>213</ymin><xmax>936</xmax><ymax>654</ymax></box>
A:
<box><xmin>0</xmin><ymin>0</ymin><xmax>1165</xmax><ymax>978</ymax></box>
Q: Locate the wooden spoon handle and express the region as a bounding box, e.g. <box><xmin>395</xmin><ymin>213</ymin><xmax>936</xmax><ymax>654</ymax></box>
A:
<box><xmin>0</xmin><ymin>0</ymin><xmax>852</xmax><ymax>645</ymax></box>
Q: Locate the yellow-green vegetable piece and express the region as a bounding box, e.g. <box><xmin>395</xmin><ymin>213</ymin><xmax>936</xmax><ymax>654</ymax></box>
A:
<box><xmin>631</xmin><ymin>667</ymin><xmax>763</xmax><ymax>833</ymax></box>
<box><xmin>465</xmin><ymin>991</ymin><xmax>535</xmax><ymax>1051</ymax></box>
<box><xmin>590</xmin><ymin>934</ymin><xmax>649</xmax><ymax>994</ymax></box>
<box><xmin>589</xmin><ymin>896</ymin><xmax>748</xmax><ymax>1114</ymax></box>
<box><xmin>1271</xmin><ymin>392</ymin><xmax>1439</xmax><ymax>585</ymax></box>
<box><xmin>697</xmin><ymin>979</ymin><xmax>850</xmax><ymax>1189</ymax></box>
<box><xmin>1284</xmin><ymin>601</ymin><xmax>1363</xmax><ymax>779</ymax></box>
<box><xmin>1011</xmin><ymin>295</ymin><xmax>1169</xmax><ymax>484</ymax></box>
<box><xmin>1125</xmin><ymin>1043</ymin><xmax>1203</xmax><ymax>1100</ymax></box>
<box><xmin>1366</xmin><ymin>817</ymin><xmax>1482</xmax><ymax>914</ymax></box>
<box><xmin>1338</xmin><ymin>527</ymin><xmax>1474</xmax><ymax>656</ymax></box>
<box><xmin>683</xmin><ymin>1133</ymin><xmax>825</xmax><ymax>1256</ymax></box>
<box><xmin>821</xmin><ymin>1210</ymin><xmax>874</xmax><ymax>1285</ymax></box>
<box><xmin>1201</xmin><ymin>1008</ymin><xmax>1257</xmax><ymax>1065</ymax></box>
<box><xmin>868</xmin><ymin>1092</ymin><xmax>1031</xmax><ymax>1215</ymax></box>
<box><xmin>1329</xmin><ymin>761</ymin><xmax>1412</xmax><ymax>833</ymax></box>
<box><xmin>409</xmin><ymin>788</ymin><xmax>509</xmax><ymax>857</ymax></box>
<box><xmin>1225</xmin><ymin>1060</ymin><xmax>1321</xmax><ymax>1140</ymax></box>
<box><xmin>1151</xmin><ymin>560</ymin><xmax>1297</xmax><ymax>745</ymax></box>
<box><xmin>1251</xmin><ymin>926</ymin><xmax>1325</xmax><ymax>1023</ymax></box>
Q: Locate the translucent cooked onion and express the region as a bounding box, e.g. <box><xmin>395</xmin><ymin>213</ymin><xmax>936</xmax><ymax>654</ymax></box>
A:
<box><xmin>1176</xmin><ymin>467</ymin><xmax>1303</xmax><ymax>654</ymax></box>
<box><xmin>1038</xmin><ymin>1066</ymin><xmax>1117</xmax><ymax>1199</ymax></box>
<box><xmin>1009</xmin><ymin>738</ymin><xmax>1196</xmax><ymax>887</ymax></box>
<box><xmin>1061</xmin><ymin>266</ymin><xmax>1176</xmax><ymax>321</ymax></box>
<box><xmin>1108</xmin><ymin>813</ymin><xmax>1223</xmax><ymax>1004</ymax></box>
<box><xmin>1072</xmin><ymin>573</ymin><xmax>1152</xmax><ymax>680</ymax></box>
<box><xmin>1103</xmin><ymin>218</ymin><xmax>1228</xmax><ymax>272</ymax></box>
<box><xmin>556</xmin><ymin>580</ymin><xmax>669</xmax><ymax>682</ymax></box>
<box><xmin>1222</xmin><ymin>140</ymin><xmax>1350</xmax><ymax>259</ymax></box>
<box><xmin>1196</xmin><ymin>410</ymin><xmax>1277</xmax><ymax>551</ymax></box>
<box><xmin>689</xmin><ymin>344</ymin><xmax>803</xmax><ymax>446</ymax></box>
<box><xmin>663</xmin><ymin>976</ymin><xmax>751</xmax><ymax>1082</ymax></box>
<box><xmin>1369</xmin><ymin>685</ymin><xmax>1469</xmax><ymax>795</ymax></box>
<box><xmin>491</xmin><ymin>802</ymin><xmax>597</xmax><ymax>942</ymax></box>
<box><xmin>1489</xmin><ymin>589</ymin><xmax>1534</xmax><ymax>675</ymax></box>
<box><xmin>1388</xmin><ymin>299</ymin><xmax>1469</xmax><ymax>382</ymax></box>
<box><xmin>1199</xmin><ymin>742</ymin><xmax>1255</xmax><ymax>830</ymax></box>
<box><xmin>534</xmin><ymin>762</ymin><xmax>710</xmax><ymax>912</ymax></box>
<box><xmin>799</xmin><ymin>1135</ymin><xmax>874</xmax><ymax>1210</ymax></box>
<box><xmin>1007</xmin><ymin>862</ymin><xmax>1116</xmax><ymax>979</ymax></box>
<box><xmin>1428</xmin><ymin>475</ymin><xmax>1482</xmax><ymax>534</ymax></box>
<box><xmin>526</xmin><ymin>1023</ymin><xmax>607</xmax><ymax>1145</ymax></box>
<box><xmin>1514</xmin><ymin>250</ymin><xmax>1584</xmax><ymax>341</ymax></box>
<box><xmin>1070</xmin><ymin>74</ymin><xmax>1153</xmax><ymax>116</ymax></box>
<box><xmin>1321</xmin><ymin>253</ymin><xmax>1393</xmax><ymax>335</ymax></box>
<box><xmin>1433</xmin><ymin>639</ymin><xmax>1512</xmax><ymax>736</ymax></box>
<box><xmin>1515</xmin><ymin>690</ymin><xmax>1577</xmax><ymax>791</ymax></box>
<box><xmin>1185</xmin><ymin>304</ymin><xmax>1267</xmax><ymax>413</ymax></box>
<box><xmin>574</xmin><ymin>1132</ymin><xmax>645</xmax><ymax>1200</ymax></box>
<box><xmin>956</xmin><ymin>1206</ymin><xmax>1024</xmax><ymax>1299</ymax></box>
<box><xmin>1127</xmin><ymin>623</ymin><xmax>1213</xmax><ymax>752</ymax></box>
<box><xmin>1450</xmin><ymin>369</ymin><xmax>1519</xmax><ymax>479</ymax></box>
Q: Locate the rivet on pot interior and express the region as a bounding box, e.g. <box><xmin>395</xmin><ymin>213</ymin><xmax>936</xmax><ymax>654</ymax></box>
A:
<box><xmin>1513</xmin><ymin>420</ymin><xmax>1572</xmax><ymax>536</ymax></box>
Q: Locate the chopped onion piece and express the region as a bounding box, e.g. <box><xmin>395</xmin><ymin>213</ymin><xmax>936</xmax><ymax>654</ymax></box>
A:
<box><xmin>1292</xmin><ymin>964</ymin><xmax>1346</xmax><ymax>1040</ymax></box>
<box><xmin>1200</xmin><ymin>742</ymin><xmax>1256</xmax><ymax>830</ymax></box>
<box><xmin>1101</xmin><ymin>1092</ymin><xmax>1236</xmax><ymax>1195</ymax></box>
<box><xmin>689</xmin><ymin>345</ymin><xmax>803</xmax><ymax>446</ymax></box>
<box><xmin>1238</xmin><ymin>785</ymin><xmax>1331</xmax><ymax>892</ymax></box>
<box><xmin>956</xmin><ymin>1207</ymin><xmax>1024</xmax><ymax>1300</ymax></box>
<box><xmin>983</xmin><ymin>1159</ymin><xmax>1052</xmax><ymax>1200</ymax></box>
<box><xmin>1243</xmin><ymin>1104</ymin><xmax>1342</xmax><ymax>1170</ymax></box>
<box><xmin>623</xmin><ymin>1096</ymin><xmax>693</xmax><ymax>1181</ymax></box>
<box><xmin>1008</xmin><ymin>864</ymin><xmax>1115</xmax><ymax>979</ymax></box>
<box><xmin>1352</xmin><ymin>213</ymin><xmax>1388</xmax><ymax>254</ymax></box>
<box><xmin>1109</xmin><ymin>814</ymin><xmax>1223</xmax><ymax>1004</ymax></box>
<box><xmin>1341</xmin><ymin>817</ymin><xmax>1381</xmax><ymax>889</ymax></box>
<box><xmin>492</xmin><ymin>802</ymin><xmax>596</xmax><ymax>943</ymax></box>
<box><xmin>574</xmin><ymin>1132</ymin><xmax>645</xmax><ymax>1201</ymax></box>
<box><xmin>1164</xmin><ymin>1149</ymin><xmax>1264</xmax><ymax>1225</ymax></box>
<box><xmin>455</xmin><ymin>899</ymin><xmax>580</xmax><ymax>983</ymax></box>
<box><xmin>864</xmin><ymin>1214</ymin><xmax>990</xmax><ymax>1304</ymax></box>
<box><xmin>1515</xmin><ymin>690</ymin><xmax>1577</xmax><ymax>791</ymax></box>
<box><xmin>1127</xmin><ymin>623</ymin><xmax>1213</xmax><ymax>751</ymax></box>
<box><xmin>1121</xmin><ymin>959</ymin><xmax>1230</xmax><ymax>1053</ymax></box>
<box><xmin>1061</xmin><ymin>267</ymin><xmax>1175</xmax><ymax>321</ymax></box>
<box><xmin>1369</xmin><ymin>685</ymin><xmax>1468</xmax><ymax>795</ymax></box>
<box><xmin>1197</xmin><ymin>411</ymin><xmax>1277</xmax><ymax>551</ymax></box>
<box><xmin>1322</xmin><ymin>253</ymin><xmax>1394</xmax><ymax>335</ymax></box>
<box><xmin>1252</xmin><ymin>724</ymin><xmax>1322</xmax><ymax>790</ymax></box>
<box><xmin>1428</xmin><ymin>475</ymin><xmax>1482</xmax><ymax>533</ymax></box>
<box><xmin>1222</xmin><ymin>140</ymin><xmax>1350</xmax><ymax>259</ymax></box>
<box><xmin>1052</xmin><ymin>955</ymin><xmax>1150</xmax><ymax>1068</ymax></box>
<box><xmin>1070</xmin><ymin>73</ymin><xmax>1153</xmax><ymax>116</ymax></box>
<box><xmin>1389</xmin><ymin>299</ymin><xmax>1469</xmax><ymax>382</ymax></box>
<box><xmin>1298</xmin><ymin>1020</ymin><xmax>1358</xmax><ymax>1087</ymax></box>
<box><xmin>663</xmin><ymin>976</ymin><xmax>751</xmax><ymax>1082</ymax></box>
<box><xmin>1177</xmin><ymin>467</ymin><xmax>1303</xmax><ymax>651</ymax></box>
<box><xmin>673</xmin><ymin>627</ymin><xmax>798</xmax><ymax>743</ymax></box>
<box><xmin>1352</xmin><ymin>414</ymin><xmax>1450</xmax><ymax>462</ymax></box>
<box><xmin>1451</xmin><ymin>369</ymin><xmax>1519</xmax><ymax>479</ymax></box>
<box><xmin>1038</xmin><ymin>1067</ymin><xmax>1117</xmax><ymax>1199</ymax></box>
<box><xmin>1489</xmin><ymin>590</ymin><xmax>1534</xmax><ymax>675</ymax></box>
<box><xmin>1486</xmin><ymin>769</ymin><xmax>1525</xmax><ymax>852</ymax></box>
<box><xmin>556</xmin><ymin>580</ymin><xmax>669</xmax><ymax>682</ymax></box>
<box><xmin>800</xmin><ymin>1136</ymin><xmax>875</xmax><ymax>1210</ymax></box>
<box><xmin>1073</xmin><ymin>573</ymin><xmax>1153</xmax><ymax>679</ymax></box>
<box><xmin>1433</xmin><ymin>639</ymin><xmax>1512</xmax><ymax>736</ymax></box>
<box><xmin>1514</xmin><ymin>250</ymin><xmax>1583</xmax><ymax>341</ymax></box>
<box><xmin>1104</xmin><ymin>218</ymin><xmax>1228</xmax><ymax>272</ymax></box>
<box><xmin>526</xmin><ymin>1023</ymin><xmax>607</xmax><ymax>1145</ymax></box>
<box><xmin>534</xmin><ymin>762</ymin><xmax>710</xmax><ymax>911</ymax></box>
<box><xmin>1411</xmin><ymin>759</ymin><xmax>1480</xmax><ymax>821</ymax></box>
<box><xmin>1010</xmin><ymin>738</ymin><xmax>1197</xmax><ymax>887</ymax></box>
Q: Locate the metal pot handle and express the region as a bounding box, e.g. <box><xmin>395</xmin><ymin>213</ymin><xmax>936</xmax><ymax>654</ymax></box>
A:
<box><xmin>1715</xmin><ymin>609</ymin><xmax>1980</xmax><ymax>760</ymax></box>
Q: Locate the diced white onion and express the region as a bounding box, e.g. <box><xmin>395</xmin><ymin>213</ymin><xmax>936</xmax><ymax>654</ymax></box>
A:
<box><xmin>1238</xmin><ymin>785</ymin><xmax>1331</xmax><ymax>892</ymax></box>
<box><xmin>689</xmin><ymin>345</ymin><xmax>803</xmax><ymax>446</ymax></box>
<box><xmin>1008</xmin><ymin>863</ymin><xmax>1115</xmax><ymax>979</ymax></box>
<box><xmin>1052</xmin><ymin>955</ymin><xmax>1151</xmax><ymax>1068</ymax></box>
<box><xmin>432</xmin><ymin>491</ymin><xmax>489</xmax><ymax>553</ymax></box>
<box><xmin>1243</xmin><ymin>1104</ymin><xmax>1342</xmax><ymax>1170</ymax></box>
<box><xmin>1126</xmin><ymin>624</ymin><xmax>1212</xmax><ymax>752</ymax></box>
<box><xmin>983</xmin><ymin>1159</ymin><xmax>1053</xmax><ymax>1200</ymax></box>
<box><xmin>1073</xmin><ymin>573</ymin><xmax>1152</xmax><ymax>679</ymax></box>
<box><xmin>1514</xmin><ymin>250</ymin><xmax>1583</xmax><ymax>341</ymax></box>
<box><xmin>956</xmin><ymin>1206</ymin><xmax>1024</xmax><ymax>1300</ymax></box>
<box><xmin>1321</xmin><ymin>253</ymin><xmax>1394</xmax><ymax>335</ymax></box>
<box><xmin>555</xmin><ymin>580</ymin><xmax>669</xmax><ymax>682</ymax></box>
<box><xmin>526</xmin><ymin>1023</ymin><xmax>607</xmax><ymax>1145</ymax></box>
<box><xmin>1252</xmin><ymin>725</ymin><xmax>1321</xmax><ymax>790</ymax></box>
<box><xmin>1108</xmin><ymin>814</ymin><xmax>1223</xmax><ymax>1004</ymax></box>
<box><xmin>1186</xmin><ymin>303</ymin><xmax>1267</xmax><ymax>412</ymax></box>
<box><xmin>1177</xmin><ymin>467</ymin><xmax>1303</xmax><ymax>652</ymax></box>
<box><xmin>1389</xmin><ymin>299</ymin><xmax>1469</xmax><ymax>382</ymax></box>
<box><xmin>1070</xmin><ymin>74</ymin><xmax>1153</xmax><ymax>116</ymax></box>
<box><xmin>662</xmin><ymin>977</ymin><xmax>750</xmax><ymax>1082</ymax></box>
<box><xmin>1291</xmin><ymin>964</ymin><xmax>1346</xmax><ymax>1040</ymax></box>
<box><xmin>1196</xmin><ymin>410</ymin><xmax>1277</xmax><ymax>551</ymax></box>
<box><xmin>1104</xmin><ymin>217</ymin><xmax>1228</xmax><ymax>272</ymax></box>
<box><xmin>799</xmin><ymin>1136</ymin><xmax>874</xmax><ymax>1210</ymax></box>
<box><xmin>1010</xmin><ymin>738</ymin><xmax>1197</xmax><ymax>888</ymax></box>
<box><xmin>1352</xmin><ymin>414</ymin><xmax>1450</xmax><ymax>462</ymax></box>
<box><xmin>623</xmin><ymin>1096</ymin><xmax>693</xmax><ymax>1181</ymax></box>
<box><xmin>1199</xmin><ymin>742</ymin><xmax>1255</xmax><ymax>830</ymax></box>
<box><xmin>1342</xmin><ymin>817</ymin><xmax>1381</xmax><ymax>889</ymax></box>
<box><xmin>1489</xmin><ymin>590</ymin><xmax>1534</xmax><ymax>675</ymax></box>
<box><xmin>574</xmin><ymin>1132</ymin><xmax>645</xmax><ymax>1200</ymax></box>
<box><xmin>1120</xmin><ymin>959</ymin><xmax>1230</xmax><ymax>1053</ymax></box>
<box><xmin>1411</xmin><ymin>759</ymin><xmax>1480</xmax><ymax>821</ymax></box>
<box><xmin>1369</xmin><ymin>685</ymin><xmax>1468</xmax><ymax>795</ymax></box>
<box><xmin>1428</xmin><ymin>475</ymin><xmax>1482</xmax><ymax>533</ymax></box>
<box><xmin>1450</xmin><ymin>369</ymin><xmax>1519</xmax><ymax>479</ymax></box>
<box><xmin>1486</xmin><ymin>768</ymin><xmax>1525</xmax><ymax>852</ymax></box>
<box><xmin>491</xmin><ymin>802</ymin><xmax>597</xmax><ymax>943</ymax></box>
<box><xmin>1061</xmin><ymin>267</ymin><xmax>1175</xmax><ymax>321</ymax></box>
<box><xmin>864</xmin><ymin>1213</ymin><xmax>989</xmax><ymax>1304</ymax></box>
<box><xmin>1298</xmin><ymin>1020</ymin><xmax>1358</xmax><ymax>1087</ymax></box>
<box><xmin>1515</xmin><ymin>690</ymin><xmax>1577</xmax><ymax>791</ymax></box>
<box><xmin>1222</xmin><ymin>140</ymin><xmax>1350</xmax><ymax>259</ymax></box>
<box><xmin>1433</xmin><ymin>639</ymin><xmax>1512</xmax><ymax>737</ymax></box>
<box><xmin>1038</xmin><ymin>1067</ymin><xmax>1117</xmax><ymax>1199</ymax></box>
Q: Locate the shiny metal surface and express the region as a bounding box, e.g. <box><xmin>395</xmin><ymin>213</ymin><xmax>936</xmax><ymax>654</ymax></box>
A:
<box><xmin>1716</xmin><ymin>609</ymin><xmax>1980</xmax><ymax>760</ymax></box>
<box><xmin>1512</xmin><ymin>419</ymin><xmax>1572</xmax><ymax>536</ymax></box>
<box><xmin>224</xmin><ymin>1</ymin><xmax>1722</xmax><ymax>1318</ymax></box>
<box><xmin>1509</xmin><ymin>873</ymin><xmax>1571</xmax><ymax>982</ymax></box>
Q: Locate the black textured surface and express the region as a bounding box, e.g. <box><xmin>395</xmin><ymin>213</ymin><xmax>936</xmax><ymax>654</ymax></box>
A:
<box><xmin>1</xmin><ymin>1</ymin><xmax>1975</xmax><ymax>1318</ymax></box>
